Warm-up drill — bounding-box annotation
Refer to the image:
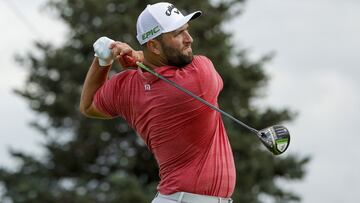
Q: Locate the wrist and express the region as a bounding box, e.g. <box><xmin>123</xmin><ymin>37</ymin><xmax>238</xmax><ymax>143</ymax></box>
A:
<box><xmin>98</xmin><ymin>57</ymin><xmax>113</xmax><ymax>67</ymax></box>
<box><xmin>134</xmin><ymin>51</ymin><xmax>144</xmax><ymax>62</ymax></box>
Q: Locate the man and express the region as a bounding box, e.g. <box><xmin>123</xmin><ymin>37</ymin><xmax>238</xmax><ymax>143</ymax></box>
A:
<box><xmin>80</xmin><ymin>2</ymin><xmax>235</xmax><ymax>203</ymax></box>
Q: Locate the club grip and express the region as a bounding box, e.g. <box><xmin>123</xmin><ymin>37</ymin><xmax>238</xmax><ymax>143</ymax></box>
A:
<box><xmin>121</xmin><ymin>55</ymin><xmax>137</xmax><ymax>67</ymax></box>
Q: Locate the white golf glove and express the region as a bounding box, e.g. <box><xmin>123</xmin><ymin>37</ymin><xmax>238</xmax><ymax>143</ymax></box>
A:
<box><xmin>93</xmin><ymin>36</ymin><xmax>114</xmax><ymax>66</ymax></box>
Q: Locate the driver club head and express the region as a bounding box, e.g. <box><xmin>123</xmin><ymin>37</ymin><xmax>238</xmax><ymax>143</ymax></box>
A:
<box><xmin>258</xmin><ymin>125</ymin><xmax>290</xmax><ymax>155</ymax></box>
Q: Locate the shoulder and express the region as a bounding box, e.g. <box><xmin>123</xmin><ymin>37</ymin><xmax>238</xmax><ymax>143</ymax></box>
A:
<box><xmin>111</xmin><ymin>69</ymin><xmax>137</xmax><ymax>81</ymax></box>
<box><xmin>193</xmin><ymin>55</ymin><xmax>213</xmax><ymax>64</ymax></box>
<box><xmin>191</xmin><ymin>55</ymin><xmax>216</xmax><ymax>72</ymax></box>
<box><xmin>101</xmin><ymin>69</ymin><xmax>138</xmax><ymax>91</ymax></box>
<box><xmin>115</xmin><ymin>69</ymin><xmax>137</xmax><ymax>77</ymax></box>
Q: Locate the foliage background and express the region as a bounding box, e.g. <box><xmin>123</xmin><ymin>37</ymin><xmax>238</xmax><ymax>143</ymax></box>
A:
<box><xmin>0</xmin><ymin>0</ymin><xmax>309</xmax><ymax>202</ymax></box>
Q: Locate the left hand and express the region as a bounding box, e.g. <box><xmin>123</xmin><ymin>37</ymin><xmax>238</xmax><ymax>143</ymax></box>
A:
<box><xmin>93</xmin><ymin>36</ymin><xmax>115</xmax><ymax>66</ymax></box>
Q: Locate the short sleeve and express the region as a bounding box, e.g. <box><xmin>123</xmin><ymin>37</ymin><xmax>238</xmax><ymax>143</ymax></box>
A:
<box><xmin>93</xmin><ymin>72</ymin><xmax>127</xmax><ymax>117</ymax></box>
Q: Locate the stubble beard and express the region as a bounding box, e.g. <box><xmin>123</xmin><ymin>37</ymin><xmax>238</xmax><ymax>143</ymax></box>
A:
<box><xmin>160</xmin><ymin>42</ymin><xmax>194</xmax><ymax>67</ymax></box>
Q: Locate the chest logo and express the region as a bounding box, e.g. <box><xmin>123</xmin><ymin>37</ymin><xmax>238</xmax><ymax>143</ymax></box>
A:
<box><xmin>144</xmin><ymin>84</ymin><xmax>151</xmax><ymax>91</ymax></box>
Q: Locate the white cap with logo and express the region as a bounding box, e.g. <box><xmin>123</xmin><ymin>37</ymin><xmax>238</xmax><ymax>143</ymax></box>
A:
<box><xmin>136</xmin><ymin>2</ymin><xmax>202</xmax><ymax>45</ymax></box>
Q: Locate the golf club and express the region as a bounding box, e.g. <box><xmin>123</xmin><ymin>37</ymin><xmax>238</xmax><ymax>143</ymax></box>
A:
<box><xmin>122</xmin><ymin>55</ymin><xmax>290</xmax><ymax>155</ymax></box>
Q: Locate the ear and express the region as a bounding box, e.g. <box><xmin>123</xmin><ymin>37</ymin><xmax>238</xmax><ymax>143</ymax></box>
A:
<box><xmin>146</xmin><ymin>39</ymin><xmax>162</xmax><ymax>55</ymax></box>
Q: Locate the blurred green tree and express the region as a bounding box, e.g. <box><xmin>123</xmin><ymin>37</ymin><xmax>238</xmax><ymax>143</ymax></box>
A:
<box><xmin>0</xmin><ymin>0</ymin><xmax>309</xmax><ymax>202</ymax></box>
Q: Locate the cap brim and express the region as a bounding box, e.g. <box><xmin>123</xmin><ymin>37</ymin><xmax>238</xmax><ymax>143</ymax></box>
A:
<box><xmin>189</xmin><ymin>11</ymin><xmax>202</xmax><ymax>20</ymax></box>
<box><xmin>163</xmin><ymin>11</ymin><xmax>202</xmax><ymax>33</ymax></box>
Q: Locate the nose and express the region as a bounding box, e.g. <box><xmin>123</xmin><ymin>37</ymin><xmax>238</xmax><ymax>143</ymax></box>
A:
<box><xmin>183</xmin><ymin>30</ymin><xmax>193</xmax><ymax>44</ymax></box>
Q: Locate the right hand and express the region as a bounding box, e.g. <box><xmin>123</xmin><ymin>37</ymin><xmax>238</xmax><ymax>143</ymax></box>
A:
<box><xmin>93</xmin><ymin>36</ymin><xmax>115</xmax><ymax>66</ymax></box>
<box><xmin>109</xmin><ymin>42</ymin><xmax>143</xmax><ymax>68</ymax></box>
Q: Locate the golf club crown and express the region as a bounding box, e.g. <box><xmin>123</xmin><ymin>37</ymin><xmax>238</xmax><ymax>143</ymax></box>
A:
<box><xmin>258</xmin><ymin>125</ymin><xmax>290</xmax><ymax>155</ymax></box>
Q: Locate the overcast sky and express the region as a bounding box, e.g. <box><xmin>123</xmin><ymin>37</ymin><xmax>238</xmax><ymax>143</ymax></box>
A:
<box><xmin>1</xmin><ymin>0</ymin><xmax>359</xmax><ymax>202</ymax></box>
<box><xmin>0</xmin><ymin>0</ymin><xmax>66</xmax><ymax>168</ymax></box>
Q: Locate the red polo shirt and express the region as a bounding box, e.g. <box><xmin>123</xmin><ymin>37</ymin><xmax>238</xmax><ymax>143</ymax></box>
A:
<box><xmin>94</xmin><ymin>55</ymin><xmax>236</xmax><ymax>197</ymax></box>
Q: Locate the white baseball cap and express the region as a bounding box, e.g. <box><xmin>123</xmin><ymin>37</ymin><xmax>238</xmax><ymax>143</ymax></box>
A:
<box><xmin>136</xmin><ymin>2</ymin><xmax>202</xmax><ymax>45</ymax></box>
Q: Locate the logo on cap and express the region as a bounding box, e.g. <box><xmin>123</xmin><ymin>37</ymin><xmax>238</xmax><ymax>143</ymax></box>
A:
<box><xmin>165</xmin><ymin>4</ymin><xmax>180</xmax><ymax>16</ymax></box>
<box><xmin>142</xmin><ymin>26</ymin><xmax>161</xmax><ymax>41</ymax></box>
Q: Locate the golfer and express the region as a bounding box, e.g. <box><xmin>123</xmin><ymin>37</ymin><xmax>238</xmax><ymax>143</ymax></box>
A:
<box><xmin>80</xmin><ymin>2</ymin><xmax>235</xmax><ymax>203</ymax></box>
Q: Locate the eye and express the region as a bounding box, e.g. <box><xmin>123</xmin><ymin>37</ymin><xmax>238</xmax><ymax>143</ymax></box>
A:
<box><xmin>174</xmin><ymin>31</ymin><xmax>183</xmax><ymax>37</ymax></box>
<box><xmin>173</xmin><ymin>27</ymin><xmax>190</xmax><ymax>37</ymax></box>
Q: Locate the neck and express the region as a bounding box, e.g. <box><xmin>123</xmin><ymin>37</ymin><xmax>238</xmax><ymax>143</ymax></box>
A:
<box><xmin>143</xmin><ymin>51</ymin><xmax>168</xmax><ymax>69</ymax></box>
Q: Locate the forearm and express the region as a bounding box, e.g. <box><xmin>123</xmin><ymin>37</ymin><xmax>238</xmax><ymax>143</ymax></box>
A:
<box><xmin>80</xmin><ymin>57</ymin><xmax>111</xmax><ymax>114</ymax></box>
<box><xmin>80</xmin><ymin>37</ymin><xmax>141</xmax><ymax>117</ymax></box>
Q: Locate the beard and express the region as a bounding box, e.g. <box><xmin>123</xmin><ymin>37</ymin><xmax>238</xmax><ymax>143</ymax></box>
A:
<box><xmin>159</xmin><ymin>42</ymin><xmax>194</xmax><ymax>67</ymax></box>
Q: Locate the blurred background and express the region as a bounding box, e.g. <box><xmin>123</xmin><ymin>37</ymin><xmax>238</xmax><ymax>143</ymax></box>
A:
<box><xmin>0</xmin><ymin>0</ymin><xmax>359</xmax><ymax>202</ymax></box>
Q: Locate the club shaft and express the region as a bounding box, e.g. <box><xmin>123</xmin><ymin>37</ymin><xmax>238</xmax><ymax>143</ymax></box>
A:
<box><xmin>136</xmin><ymin>62</ymin><xmax>259</xmax><ymax>135</ymax></box>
